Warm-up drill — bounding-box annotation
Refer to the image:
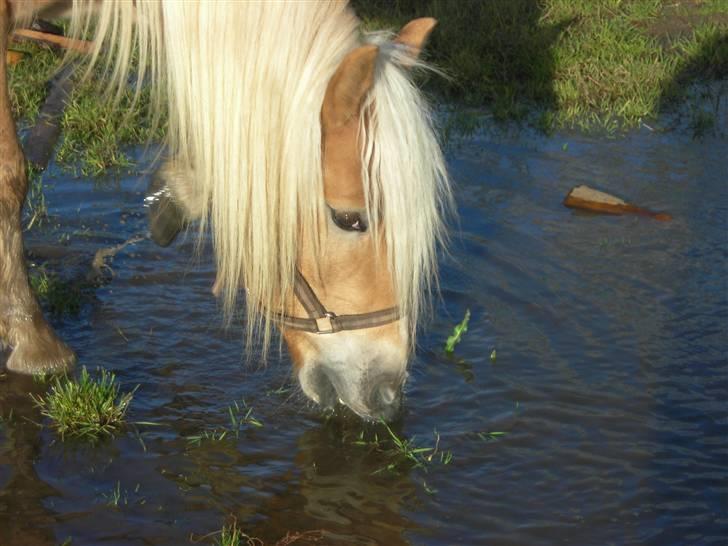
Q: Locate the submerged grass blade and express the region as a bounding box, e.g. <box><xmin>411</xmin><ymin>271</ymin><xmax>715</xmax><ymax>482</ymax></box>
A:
<box><xmin>444</xmin><ymin>309</ymin><xmax>471</xmax><ymax>353</ymax></box>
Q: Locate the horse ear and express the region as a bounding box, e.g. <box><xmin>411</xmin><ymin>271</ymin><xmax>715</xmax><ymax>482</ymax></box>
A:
<box><xmin>395</xmin><ymin>17</ymin><xmax>438</xmax><ymax>62</ymax></box>
<box><xmin>321</xmin><ymin>44</ymin><xmax>379</xmax><ymax>130</ymax></box>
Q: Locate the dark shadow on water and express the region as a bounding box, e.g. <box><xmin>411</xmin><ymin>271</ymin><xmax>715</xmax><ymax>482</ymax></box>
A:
<box><xmin>351</xmin><ymin>0</ymin><xmax>573</xmax><ymax>121</ymax></box>
<box><xmin>247</xmin><ymin>418</ymin><xmax>420</xmax><ymax>545</ymax></box>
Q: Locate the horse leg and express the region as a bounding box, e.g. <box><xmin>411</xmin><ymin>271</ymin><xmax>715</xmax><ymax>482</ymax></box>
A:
<box><xmin>147</xmin><ymin>159</ymin><xmax>204</xmax><ymax>247</ymax></box>
<box><xmin>0</xmin><ymin>0</ymin><xmax>74</xmax><ymax>373</ymax></box>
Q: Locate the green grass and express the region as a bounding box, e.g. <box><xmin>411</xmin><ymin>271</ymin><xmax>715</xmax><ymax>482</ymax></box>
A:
<box><xmin>186</xmin><ymin>400</ymin><xmax>263</xmax><ymax>446</ymax></box>
<box><xmin>7</xmin><ymin>0</ymin><xmax>726</xmax><ymax>176</ymax></box>
<box><xmin>214</xmin><ymin>522</ymin><xmax>252</xmax><ymax>546</ymax></box>
<box><xmin>29</xmin><ymin>268</ymin><xmax>87</xmax><ymax>317</ymax></box>
<box><xmin>444</xmin><ymin>309</ymin><xmax>470</xmax><ymax>353</ymax></box>
<box><xmin>354</xmin><ymin>0</ymin><xmax>728</xmax><ymax>130</ymax></box>
<box><xmin>8</xmin><ymin>44</ymin><xmax>165</xmax><ymax>175</ymax></box>
<box><xmin>31</xmin><ymin>366</ymin><xmax>135</xmax><ymax>440</ymax></box>
<box><xmin>101</xmin><ymin>481</ymin><xmax>145</xmax><ymax>507</ymax></box>
<box><xmin>55</xmin><ymin>80</ymin><xmax>165</xmax><ymax>176</ymax></box>
<box><xmin>7</xmin><ymin>42</ymin><xmax>58</xmax><ymax>125</ymax></box>
<box><xmin>352</xmin><ymin>421</ymin><xmax>452</xmax><ymax>476</ymax></box>
<box><xmin>204</xmin><ymin>522</ymin><xmax>323</xmax><ymax>546</ymax></box>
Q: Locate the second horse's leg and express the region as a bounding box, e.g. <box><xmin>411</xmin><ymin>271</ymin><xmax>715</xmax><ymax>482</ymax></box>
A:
<box><xmin>0</xmin><ymin>0</ymin><xmax>74</xmax><ymax>373</ymax></box>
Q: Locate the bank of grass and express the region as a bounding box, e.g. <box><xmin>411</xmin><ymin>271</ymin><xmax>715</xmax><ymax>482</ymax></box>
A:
<box><xmin>354</xmin><ymin>0</ymin><xmax>728</xmax><ymax>131</ymax></box>
<box><xmin>32</xmin><ymin>366</ymin><xmax>135</xmax><ymax>440</ymax></box>
<box><xmin>8</xmin><ymin>41</ymin><xmax>165</xmax><ymax>175</ymax></box>
<box><xmin>6</xmin><ymin>0</ymin><xmax>728</xmax><ymax>170</ymax></box>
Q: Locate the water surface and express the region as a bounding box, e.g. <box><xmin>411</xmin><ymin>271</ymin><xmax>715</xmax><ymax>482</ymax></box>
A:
<box><xmin>1</xmin><ymin>124</ymin><xmax>726</xmax><ymax>545</ymax></box>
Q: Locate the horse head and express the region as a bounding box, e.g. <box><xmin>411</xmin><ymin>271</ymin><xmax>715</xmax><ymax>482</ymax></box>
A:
<box><xmin>145</xmin><ymin>11</ymin><xmax>449</xmax><ymax>421</ymax></box>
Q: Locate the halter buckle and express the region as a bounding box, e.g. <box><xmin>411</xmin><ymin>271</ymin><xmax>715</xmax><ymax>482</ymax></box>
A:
<box><xmin>315</xmin><ymin>312</ymin><xmax>336</xmax><ymax>334</ymax></box>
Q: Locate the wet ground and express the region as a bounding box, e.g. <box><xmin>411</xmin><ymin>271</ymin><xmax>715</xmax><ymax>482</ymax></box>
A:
<box><xmin>1</xmin><ymin>120</ymin><xmax>726</xmax><ymax>545</ymax></box>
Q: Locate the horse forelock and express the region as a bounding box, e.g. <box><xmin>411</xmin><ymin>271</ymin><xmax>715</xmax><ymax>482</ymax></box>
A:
<box><xmin>69</xmin><ymin>0</ymin><xmax>451</xmax><ymax>356</ymax></box>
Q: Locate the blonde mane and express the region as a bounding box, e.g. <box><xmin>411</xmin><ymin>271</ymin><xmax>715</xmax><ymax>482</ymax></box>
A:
<box><xmin>69</xmin><ymin>0</ymin><xmax>451</xmax><ymax>355</ymax></box>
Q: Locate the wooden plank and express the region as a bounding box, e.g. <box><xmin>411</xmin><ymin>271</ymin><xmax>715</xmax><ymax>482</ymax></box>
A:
<box><xmin>564</xmin><ymin>185</ymin><xmax>672</xmax><ymax>221</ymax></box>
<box><xmin>12</xmin><ymin>28</ymin><xmax>93</xmax><ymax>53</ymax></box>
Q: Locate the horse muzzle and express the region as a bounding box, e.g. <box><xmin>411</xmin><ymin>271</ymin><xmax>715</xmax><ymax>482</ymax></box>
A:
<box><xmin>299</xmin><ymin>355</ymin><xmax>407</xmax><ymax>421</ymax></box>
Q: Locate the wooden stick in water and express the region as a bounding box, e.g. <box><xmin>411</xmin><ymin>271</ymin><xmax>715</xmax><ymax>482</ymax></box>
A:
<box><xmin>564</xmin><ymin>185</ymin><xmax>672</xmax><ymax>221</ymax></box>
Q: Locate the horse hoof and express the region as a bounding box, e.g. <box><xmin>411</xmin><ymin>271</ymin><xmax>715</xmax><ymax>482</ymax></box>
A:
<box><xmin>145</xmin><ymin>171</ymin><xmax>187</xmax><ymax>247</ymax></box>
<box><xmin>5</xmin><ymin>315</ymin><xmax>76</xmax><ymax>375</ymax></box>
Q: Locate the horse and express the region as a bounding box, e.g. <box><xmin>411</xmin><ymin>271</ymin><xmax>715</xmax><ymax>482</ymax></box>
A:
<box><xmin>0</xmin><ymin>0</ymin><xmax>452</xmax><ymax>420</ymax></box>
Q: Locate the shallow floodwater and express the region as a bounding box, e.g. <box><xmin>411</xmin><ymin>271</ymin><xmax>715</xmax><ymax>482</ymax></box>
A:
<box><xmin>1</xmin><ymin>123</ymin><xmax>726</xmax><ymax>545</ymax></box>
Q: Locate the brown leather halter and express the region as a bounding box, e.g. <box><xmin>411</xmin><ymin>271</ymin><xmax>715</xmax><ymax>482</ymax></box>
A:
<box><xmin>276</xmin><ymin>269</ymin><xmax>401</xmax><ymax>334</ymax></box>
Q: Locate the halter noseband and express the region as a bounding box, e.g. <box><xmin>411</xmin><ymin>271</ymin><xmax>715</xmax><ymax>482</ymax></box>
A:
<box><xmin>276</xmin><ymin>269</ymin><xmax>400</xmax><ymax>334</ymax></box>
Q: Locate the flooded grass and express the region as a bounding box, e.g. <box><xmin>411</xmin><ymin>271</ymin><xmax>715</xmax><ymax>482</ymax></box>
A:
<box><xmin>101</xmin><ymin>481</ymin><xmax>145</xmax><ymax>508</ymax></box>
<box><xmin>186</xmin><ymin>400</ymin><xmax>263</xmax><ymax>446</ymax></box>
<box><xmin>351</xmin><ymin>421</ymin><xmax>453</xmax><ymax>477</ymax></box>
<box><xmin>203</xmin><ymin>522</ymin><xmax>324</xmax><ymax>546</ymax></box>
<box><xmin>29</xmin><ymin>268</ymin><xmax>86</xmax><ymax>317</ymax></box>
<box><xmin>444</xmin><ymin>308</ymin><xmax>470</xmax><ymax>353</ymax></box>
<box><xmin>31</xmin><ymin>367</ymin><xmax>135</xmax><ymax>441</ymax></box>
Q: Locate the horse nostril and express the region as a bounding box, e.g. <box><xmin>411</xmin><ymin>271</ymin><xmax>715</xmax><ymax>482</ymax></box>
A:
<box><xmin>379</xmin><ymin>384</ymin><xmax>396</xmax><ymax>406</ymax></box>
<box><xmin>369</xmin><ymin>375</ymin><xmax>403</xmax><ymax>415</ymax></box>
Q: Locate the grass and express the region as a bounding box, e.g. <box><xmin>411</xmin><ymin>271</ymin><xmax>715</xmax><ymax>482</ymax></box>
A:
<box><xmin>31</xmin><ymin>366</ymin><xmax>135</xmax><ymax>440</ymax></box>
<box><xmin>352</xmin><ymin>420</ymin><xmax>453</xmax><ymax>475</ymax></box>
<box><xmin>478</xmin><ymin>431</ymin><xmax>508</xmax><ymax>442</ymax></box>
<box><xmin>7</xmin><ymin>41</ymin><xmax>59</xmax><ymax>125</ymax></box>
<box><xmin>353</xmin><ymin>0</ymin><xmax>728</xmax><ymax>130</ymax></box>
<box><xmin>101</xmin><ymin>481</ymin><xmax>145</xmax><ymax>507</ymax></box>
<box><xmin>444</xmin><ymin>309</ymin><xmax>470</xmax><ymax>353</ymax></box>
<box><xmin>4</xmin><ymin>1</ymin><xmax>724</xmax><ymax>180</ymax></box>
<box><xmin>29</xmin><ymin>268</ymin><xmax>89</xmax><ymax>317</ymax></box>
<box><xmin>8</xmin><ymin>42</ymin><xmax>165</xmax><ymax>176</ymax></box>
<box><xmin>215</xmin><ymin>522</ymin><xmax>252</xmax><ymax>546</ymax></box>
<box><xmin>204</xmin><ymin>522</ymin><xmax>324</xmax><ymax>546</ymax></box>
<box><xmin>186</xmin><ymin>400</ymin><xmax>263</xmax><ymax>446</ymax></box>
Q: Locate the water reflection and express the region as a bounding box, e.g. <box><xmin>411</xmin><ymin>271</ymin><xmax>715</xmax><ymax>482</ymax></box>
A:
<box><xmin>0</xmin><ymin>374</ymin><xmax>59</xmax><ymax>546</ymax></box>
<box><xmin>250</xmin><ymin>419</ymin><xmax>419</xmax><ymax>545</ymax></box>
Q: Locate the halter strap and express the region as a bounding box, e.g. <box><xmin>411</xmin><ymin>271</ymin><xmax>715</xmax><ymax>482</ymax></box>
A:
<box><xmin>275</xmin><ymin>269</ymin><xmax>400</xmax><ymax>334</ymax></box>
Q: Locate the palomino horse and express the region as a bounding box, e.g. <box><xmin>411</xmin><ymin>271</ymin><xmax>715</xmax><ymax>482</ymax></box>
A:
<box><xmin>0</xmin><ymin>1</ymin><xmax>451</xmax><ymax>420</ymax></box>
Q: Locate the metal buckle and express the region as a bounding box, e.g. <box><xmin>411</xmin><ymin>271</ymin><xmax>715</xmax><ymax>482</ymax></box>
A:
<box><xmin>315</xmin><ymin>312</ymin><xmax>336</xmax><ymax>334</ymax></box>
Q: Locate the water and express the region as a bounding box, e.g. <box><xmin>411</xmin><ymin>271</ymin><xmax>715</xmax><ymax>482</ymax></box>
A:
<box><xmin>1</xmin><ymin>125</ymin><xmax>726</xmax><ymax>545</ymax></box>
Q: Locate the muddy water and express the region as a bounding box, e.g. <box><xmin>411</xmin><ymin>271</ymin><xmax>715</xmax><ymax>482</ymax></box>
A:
<box><xmin>1</xmin><ymin>124</ymin><xmax>726</xmax><ymax>545</ymax></box>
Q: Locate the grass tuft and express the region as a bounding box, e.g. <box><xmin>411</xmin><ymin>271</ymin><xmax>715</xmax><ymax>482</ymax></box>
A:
<box><xmin>215</xmin><ymin>522</ymin><xmax>252</xmax><ymax>546</ymax></box>
<box><xmin>32</xmin><ymin>367</ymin><xmax>135</xmax><ymax>440</ymax></box>
<box><xmin>29</xmin><ymin>268</ymin><xmax>88</xmax><ymax>317</ymax></box>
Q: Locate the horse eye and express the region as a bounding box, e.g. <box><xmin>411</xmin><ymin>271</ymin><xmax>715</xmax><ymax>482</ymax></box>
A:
<box><xmin>331</xmin><ymin>208</ymin><xmax>368</xmax><ymax>232</ymax></box>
